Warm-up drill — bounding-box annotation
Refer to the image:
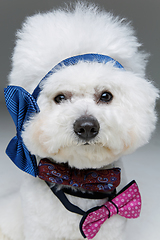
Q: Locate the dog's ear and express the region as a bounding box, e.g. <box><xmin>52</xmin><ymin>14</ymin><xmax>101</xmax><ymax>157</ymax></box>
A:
<box><xmin>4</xmin><ymin>85</ymin><xmax>39</xmax><ymax>176</ymax></box>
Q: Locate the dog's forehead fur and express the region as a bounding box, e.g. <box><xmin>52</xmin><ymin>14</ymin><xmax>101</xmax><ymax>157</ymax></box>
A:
<box><xmin>41</xmin><ymin>62</ymin><xmax>122</xmax><ymax>98</ymax></box>
<box><xmin>39</xmin><ymin>61</ymin><xmax>156</xmax><ymax>108</ymax></box>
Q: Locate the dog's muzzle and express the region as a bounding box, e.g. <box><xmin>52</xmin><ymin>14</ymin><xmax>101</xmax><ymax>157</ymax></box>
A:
<box><xmin>74</xmin><ymin>116</ymin><xmax>100</xmax><ymax>141</ymax></box>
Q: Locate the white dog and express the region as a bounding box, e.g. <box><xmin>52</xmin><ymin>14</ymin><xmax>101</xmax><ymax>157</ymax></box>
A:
<box><xmin>0</xmin><ymin>2</ymin><xmax>159</xmax><ymax>240</ymax></box>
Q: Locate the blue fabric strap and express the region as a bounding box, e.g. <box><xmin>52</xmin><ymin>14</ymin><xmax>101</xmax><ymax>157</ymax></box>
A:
<box><xmin>46</xmin><ymin>182</ymin><xmax>85</xmax><ymax>216</ymax></box>
<box><xmin>4</xmin><ymin>53</ymin><xmax>124</xmax><ymax>176</ymax></box>
<box><xmin>32</xmin><ymin>53</ymin><xmax>124</xmax><ymax>100</ymax></box>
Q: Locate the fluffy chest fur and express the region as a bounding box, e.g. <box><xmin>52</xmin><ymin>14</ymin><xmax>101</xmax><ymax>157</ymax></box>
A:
<box><xmin>20</xmin><ymin>174</ymin><xmax>126</xmax><ymax>240</ymax></box>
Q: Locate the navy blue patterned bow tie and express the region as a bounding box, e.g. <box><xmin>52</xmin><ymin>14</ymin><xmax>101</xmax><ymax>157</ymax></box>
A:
<box><xmin>4</xmin><ymin>53</ymin><xmax>124</xmax><ymax>176</ymax></box>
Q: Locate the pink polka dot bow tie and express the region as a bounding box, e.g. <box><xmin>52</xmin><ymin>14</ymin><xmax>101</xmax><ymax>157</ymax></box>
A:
<box><xmin>80</xmin><ymin>180</ymin><xmax>141</xmax><ymax>239</ymax></box>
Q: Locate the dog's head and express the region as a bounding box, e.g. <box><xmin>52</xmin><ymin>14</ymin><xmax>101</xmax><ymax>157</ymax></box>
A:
<box><xmin>7</xmin><ymin>3</ymin><xmax>159</xmax><ymax>172</ymax></box>
<box><xmin>20</xmin><ymin>58</ymin><xmax>158</xmax><ymax>170</ymax></box>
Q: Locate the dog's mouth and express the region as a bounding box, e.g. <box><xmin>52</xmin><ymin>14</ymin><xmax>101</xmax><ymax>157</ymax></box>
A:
<box><xmin>76</xmin><ymin>137</ymin><xmax>100</xmax><ymax>147</ymax></box>
<box><xmin>48</xmin><ymin>140</ymin><xmax>122</xmax><ymax>171</ymax></box>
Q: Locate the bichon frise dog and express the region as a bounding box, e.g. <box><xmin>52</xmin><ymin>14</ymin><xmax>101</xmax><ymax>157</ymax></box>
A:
<box><xmin>1</xmin><ymin>2</ymin><xmax>159</xmax><ymax>240</ymax></box>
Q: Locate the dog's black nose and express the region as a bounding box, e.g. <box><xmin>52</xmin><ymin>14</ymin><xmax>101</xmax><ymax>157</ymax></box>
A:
<box><xmin>74</xmin><ymin>116</ymin><xmax>100</xmax><ymax>141</ymax></box>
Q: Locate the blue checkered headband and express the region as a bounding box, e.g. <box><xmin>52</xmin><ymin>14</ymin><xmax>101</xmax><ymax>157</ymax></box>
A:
<box><xmin>4</xmin><ymin>53</ymin><xmax>124</xmax><ymax>176</ymax></box>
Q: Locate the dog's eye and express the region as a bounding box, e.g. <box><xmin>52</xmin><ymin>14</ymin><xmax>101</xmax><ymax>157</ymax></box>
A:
<box><xmin>99</xmin><ymin>92</ymin><xmax>113</xmax><ymax>103</ymax></box>
<box><xmin>54</xmin><ymin>94</ymin><xmax>67</xmax><ymax>104</ymax></box>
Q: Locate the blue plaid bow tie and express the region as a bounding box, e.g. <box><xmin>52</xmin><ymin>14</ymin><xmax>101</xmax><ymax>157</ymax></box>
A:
<box><xmin>4</xmin><ymin>86</ymin><xmax>40</xmax><ymax>176</ymax></box>
<box><xmin>4</xmin><ymin>54</ymin><xmax>124</xmax><ymax>176</ymax></box>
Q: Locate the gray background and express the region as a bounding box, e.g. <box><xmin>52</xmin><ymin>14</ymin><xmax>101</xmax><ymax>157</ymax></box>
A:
<box><xmin>0</xmin><ymin>1</ymin><xmax>160</xmax><ymax>240</ymax></box>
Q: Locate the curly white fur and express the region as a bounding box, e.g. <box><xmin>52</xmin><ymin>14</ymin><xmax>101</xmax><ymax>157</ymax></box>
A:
<box><xmin>0</xmin><ymin>2</ymin><xmax>159</xmax><ymax>240</ymax></box>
